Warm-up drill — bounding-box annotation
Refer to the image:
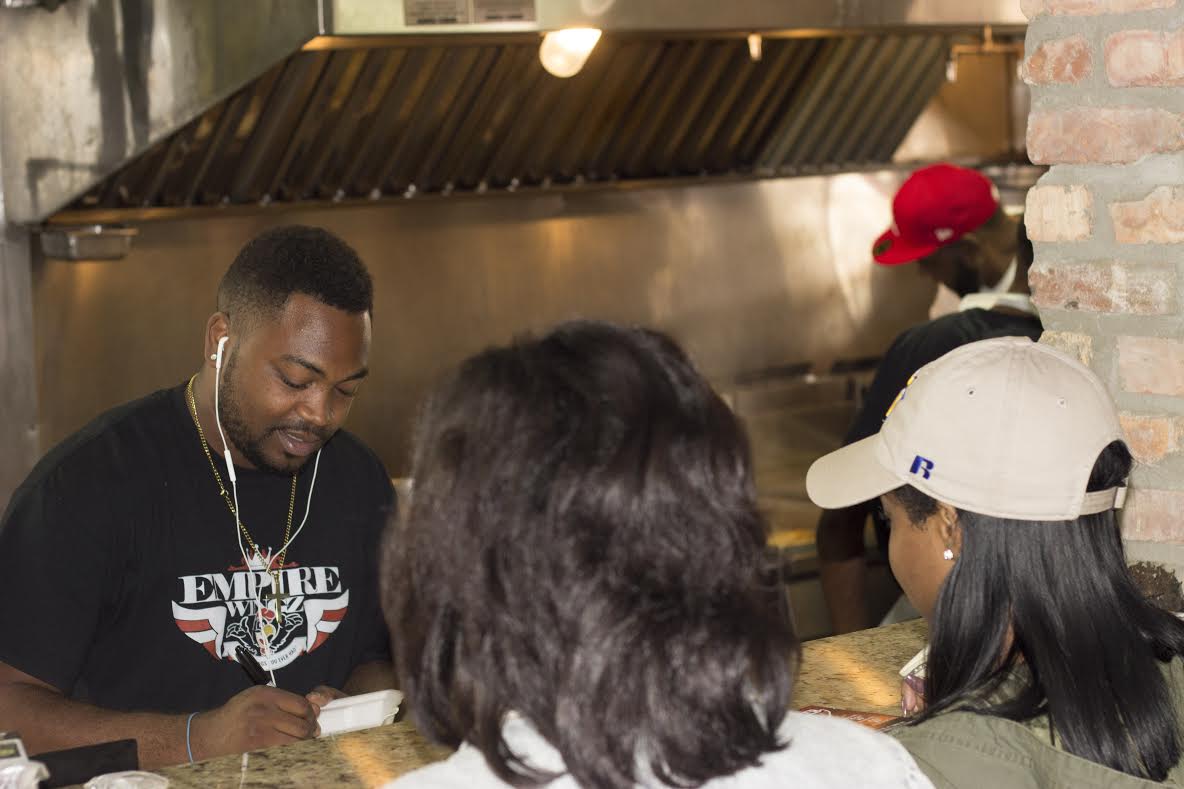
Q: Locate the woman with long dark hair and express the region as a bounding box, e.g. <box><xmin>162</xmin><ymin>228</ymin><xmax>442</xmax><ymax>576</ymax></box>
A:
<box><xmin>382</xmin><ymin>321</ymin><xmax>930</xmax><ymax>788</ymax></box>
<box><xmin>807</xmin><ymin>336</ymin><xmax>1184</xmax><ymax>788</ymax></box>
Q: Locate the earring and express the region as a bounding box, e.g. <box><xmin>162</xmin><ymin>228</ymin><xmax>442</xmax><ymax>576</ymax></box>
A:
<box><xmin>942</xmin><ymin>549</ymin><xmax>954</xmax><ymax>561</ymax></box>
<box><xmin>209</xmin><ymin>354</ymin><xmax>217</xmax><ymax>361</ymax></box>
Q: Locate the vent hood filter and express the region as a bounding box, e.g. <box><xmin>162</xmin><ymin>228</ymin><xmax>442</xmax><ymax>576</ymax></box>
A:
<box><xmin>68</xmin><ymin>33</ymin><xmax>951</xmax><ymax>215</ymax></box>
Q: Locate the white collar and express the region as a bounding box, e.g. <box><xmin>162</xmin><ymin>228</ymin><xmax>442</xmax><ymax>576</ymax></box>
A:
<box><xmin>958</xmin><ymin>258</ymin><xmax>1038</xmax><ymax>316</ymax></box>
<box><xmin>989</xmin><ymin>257</ymin><xmax>1017</xmax><ymax>294</ymax></box>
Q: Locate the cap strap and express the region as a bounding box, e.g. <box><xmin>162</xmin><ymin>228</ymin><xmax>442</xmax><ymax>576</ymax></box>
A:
<box><xmin>1079</xmin><ymin>486</ymin><xmax>1127</xmax><ymax>516</ymax></box>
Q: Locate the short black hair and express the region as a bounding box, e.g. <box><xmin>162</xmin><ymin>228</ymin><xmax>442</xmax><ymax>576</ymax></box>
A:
<box><xmin>892</xmin><ymin>441</ymin><xmax>1184</xmax><ymax>781</ymax></box>
<box><xmin>217</xmin><ymin>225</ymin><xmax>373</xmax><ymax>325</ymax></box>
<box><xmin>383</xmin><ymin>321</ymin><xmax>797</xmax><ymax>789</ymax></box>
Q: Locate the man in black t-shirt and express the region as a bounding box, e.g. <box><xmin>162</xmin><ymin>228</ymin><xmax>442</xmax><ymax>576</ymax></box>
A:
<box><xmin>817</xmin><ymin>165</ymin><xmax>1043</xmax><ymax>633</ymax></box>
<box><xmin>0</xmin><ymin>226</ymin><xmax>396</xmax><ymax>766</ymax></box>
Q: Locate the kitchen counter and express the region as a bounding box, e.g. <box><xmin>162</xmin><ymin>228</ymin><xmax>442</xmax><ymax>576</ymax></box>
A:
<box><xmin>147</xmin><ymin>720</ymin><xmax>450</xmax><ymax>789</ymax></box>
<box><xmin>794</xmin><ymin>618</ymin><xmax>927</xmax><ymax>716</ymax></box>
<box><xmin>140</xmin><ymin>620</ymin><xmax>928</xmax><ymax>787</ymax></box>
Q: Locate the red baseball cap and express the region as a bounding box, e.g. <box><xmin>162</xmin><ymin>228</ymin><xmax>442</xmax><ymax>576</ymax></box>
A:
<box><xmin>872</xmin><ymin>164</ymin><xmax>1000</xmax><ymax>265</ymax></box>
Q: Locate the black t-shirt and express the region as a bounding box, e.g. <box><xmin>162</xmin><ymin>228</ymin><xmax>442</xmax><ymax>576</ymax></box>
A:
<box><xmin>843</xmin><ymin>309</ymin><xmax>1043</xmax><ymax>553</ymax></box>
<box><xmin>0</xmin><ymin>384</ymin><xmax>394</xmax><ymax>714</ymax></box>
<box><xmin>845</xmin><ymin>309</ymin><xmax>1044</xmax><ymax>446</ymax></box>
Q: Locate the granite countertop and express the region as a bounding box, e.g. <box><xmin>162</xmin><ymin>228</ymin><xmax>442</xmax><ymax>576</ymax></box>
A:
<box><xmin>138</xmin><ymin>619</ymin><xmax>928</xmax><ymax>787</ymax></box>
<box><xmin>795</xmin><ymin>619</ymin><xmax>928</xmax><ymax>716</ymax></box>
<box><xmin>149</xmin><ymin>721</ymin><xmax>450</xmax><ymax>788</ymax></box>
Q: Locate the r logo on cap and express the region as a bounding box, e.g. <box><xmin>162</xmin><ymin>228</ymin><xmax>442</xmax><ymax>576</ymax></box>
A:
<box><xmin>910</xmin><ymin>455</ymin><xmax>935</xmax><ymax>480</ymax></box>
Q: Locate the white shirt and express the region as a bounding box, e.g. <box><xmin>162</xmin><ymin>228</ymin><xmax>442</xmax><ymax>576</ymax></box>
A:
<box><xmin>386</xmin><ymin>712</ymin><xmax>934</xmax><ymax>789</ymax></box>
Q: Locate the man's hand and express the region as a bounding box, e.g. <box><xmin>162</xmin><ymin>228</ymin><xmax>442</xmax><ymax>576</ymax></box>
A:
<box><xmin>305</xmin><ymin>685</ymin><xmax>346</xmax><ymax>711</ymax></box>
<box><xmin>189</xmin><ymin>685</ymin><xmax>319</xmax><ymax>761</ymax></box>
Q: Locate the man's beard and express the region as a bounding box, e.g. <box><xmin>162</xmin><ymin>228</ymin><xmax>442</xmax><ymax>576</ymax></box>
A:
<box><xmin>218</xmin><ymin>351</ymin><xmax>326</xmax><ymax>475</ymax></box>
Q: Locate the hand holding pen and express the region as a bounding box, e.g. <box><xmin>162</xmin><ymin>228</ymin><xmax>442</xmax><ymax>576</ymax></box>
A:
<box><xmin>184</xmin><ymin>651</ymin><xmax>320</xmax><ymax>762</ymax></box>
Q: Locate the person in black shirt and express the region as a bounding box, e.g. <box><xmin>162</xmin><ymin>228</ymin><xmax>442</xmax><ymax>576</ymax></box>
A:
<box><xmin>817</xmin><ymin>165</ymin><xmax>1043</xmax><ymax>634</ymax></box>
<box><xmin>0</xmin><ymin>226</ymin><xmax>395</xmax><ymax>767</ymax></box>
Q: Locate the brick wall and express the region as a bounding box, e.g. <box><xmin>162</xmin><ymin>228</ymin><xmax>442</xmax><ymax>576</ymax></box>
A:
<box><xmin>1024</xmin><ymin>0</ymin><xmax>1184</xmax><ymax>570</ymax></box>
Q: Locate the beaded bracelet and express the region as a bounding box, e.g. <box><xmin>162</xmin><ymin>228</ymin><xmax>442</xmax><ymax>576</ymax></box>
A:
<box><xmin>186</xmin><ymin>711</ymin><xmax>199</xmax><ymax>763</ymax></box>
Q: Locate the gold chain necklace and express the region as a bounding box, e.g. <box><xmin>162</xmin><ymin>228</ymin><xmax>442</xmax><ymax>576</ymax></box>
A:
<box><xmin>186</xmin><ymin>374</ymin><xmax>296</xmax><ymax>624</ymax></box>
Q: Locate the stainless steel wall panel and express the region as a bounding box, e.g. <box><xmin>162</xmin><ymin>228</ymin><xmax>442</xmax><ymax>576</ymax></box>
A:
<box><xmin>0</xmin><ymin>0</ymin><xmax>319</xmax><ymax>223</ymax></box>
<box><xmin>0</xmin><ymin>222</ymin><xmax>39</xmax><ymax>508</ymax></box>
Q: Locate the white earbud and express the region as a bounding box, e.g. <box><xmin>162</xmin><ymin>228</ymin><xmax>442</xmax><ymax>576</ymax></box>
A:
<box><xmin>213</xmin><ymin>336</ymin><xmax>236</xmax><ymax>484</ymax></box>
<box><xmin>215</xmin><ymin>335</ymin><xmax>228</xmax><ymax>371</ymax></box>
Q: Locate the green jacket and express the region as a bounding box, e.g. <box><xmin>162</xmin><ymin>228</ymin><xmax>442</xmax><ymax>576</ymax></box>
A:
<box><xmin>891</xmin><ymin>659</ymin><xmax>1184</xmax><ymax>788</ymax></box>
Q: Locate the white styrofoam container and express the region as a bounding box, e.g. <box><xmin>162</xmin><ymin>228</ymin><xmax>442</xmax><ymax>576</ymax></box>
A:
<box><xmin>317</xmin><ymin>689</ymin><xmax>404</xmax><ymax>737</ymax></box>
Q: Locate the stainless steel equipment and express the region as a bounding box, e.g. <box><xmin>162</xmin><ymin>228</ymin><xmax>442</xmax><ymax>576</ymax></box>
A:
<box><xmin>1</xmin><ymin>0</ymin><xmax>1027</xmax><ymax>225</ymax></box>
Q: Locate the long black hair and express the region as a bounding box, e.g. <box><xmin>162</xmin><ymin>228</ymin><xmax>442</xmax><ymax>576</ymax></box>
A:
<box><xmin>891</xmin><ymin>440</ymin><xmax>1184</xmax><ymax>780</ymax></box>
<box><xmin>383</xmin><ymin>321</ymin><xmax>797</xmax><ymax>788</ymax></box>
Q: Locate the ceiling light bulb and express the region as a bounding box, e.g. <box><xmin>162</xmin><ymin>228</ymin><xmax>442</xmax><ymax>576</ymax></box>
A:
<box><xmin>539</xmin><ymin>28</ymin><xmax>602</xmax><ymax>78</ymax></box>
<box><xmin>748</xmin><ymin>33</ymin><xmax>763</xmax><ymax>62</ymax></box>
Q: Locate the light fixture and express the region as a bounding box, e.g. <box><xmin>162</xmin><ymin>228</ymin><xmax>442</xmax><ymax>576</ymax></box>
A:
<box><xmin>747</xmin><ymin>33</ymin><xmax>763</xmax><ymax>62</ymax></box>
<box><xmin>539</xmin><ymin>28</ymin><xmax>602</xmax><ymax>78</ymax></box>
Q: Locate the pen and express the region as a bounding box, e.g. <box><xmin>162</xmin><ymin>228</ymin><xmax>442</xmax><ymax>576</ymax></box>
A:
<box><xmin>235</xmin><ymin>645</ymin><xmax>270</xmax><ymax>686</ymax></box>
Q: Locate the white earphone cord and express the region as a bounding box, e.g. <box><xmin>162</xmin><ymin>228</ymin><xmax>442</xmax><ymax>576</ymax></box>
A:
<box><xmin>213</xmin><ymin>338</ymin><xmax>322</xmax><ymax>686</ymax></box>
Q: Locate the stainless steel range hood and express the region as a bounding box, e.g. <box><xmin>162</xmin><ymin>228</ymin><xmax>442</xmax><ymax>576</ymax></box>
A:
<box><xmin>0</xmin><ymin>1</ymin><xmax>1026</xmax><ymax>224</ymax></box>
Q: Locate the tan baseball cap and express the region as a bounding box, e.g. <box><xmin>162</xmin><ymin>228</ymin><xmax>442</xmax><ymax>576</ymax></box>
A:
<box><xmin>807</xmin><ymin>337</ymin><xmax>1126</xmax><ymax>521</ymax></box>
